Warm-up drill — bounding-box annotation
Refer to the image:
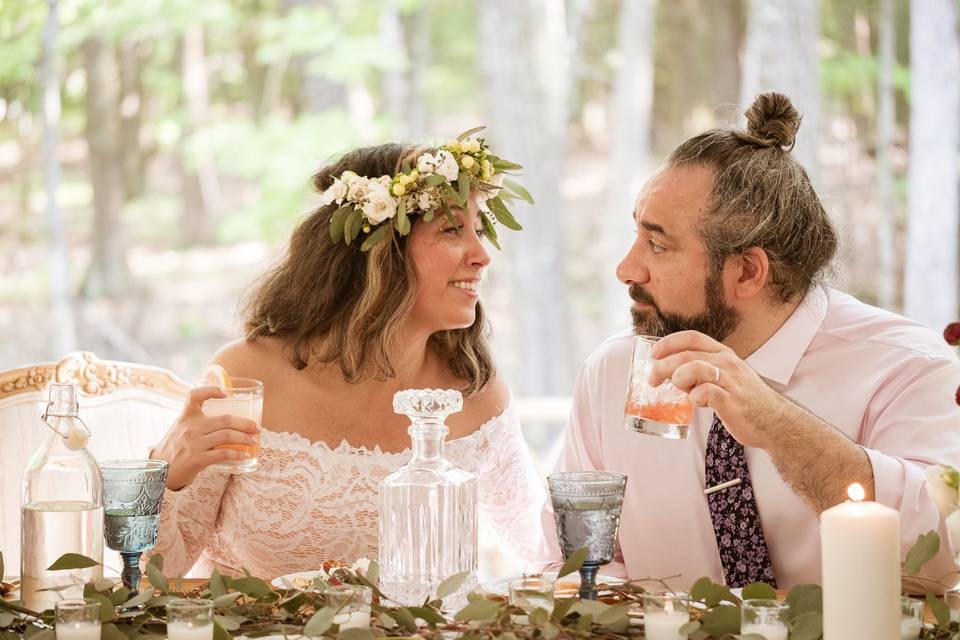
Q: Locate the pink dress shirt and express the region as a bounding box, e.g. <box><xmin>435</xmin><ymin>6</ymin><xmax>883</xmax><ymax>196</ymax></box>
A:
<box><xmin>547</xmin><ymin>286</ymin><xmax>960</xmax><ymax>589</ymax></box>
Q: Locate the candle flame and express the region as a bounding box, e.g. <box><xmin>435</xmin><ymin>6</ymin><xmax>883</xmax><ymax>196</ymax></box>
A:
<box><xmin>665</xmin><ymin>598</ymin><xmax>674</xmax><ymax>614</ymax></box>
<box><xmin>847</xmin><ymin>483</ymin><xmax>865</xmax><ymax>502</ymax></box>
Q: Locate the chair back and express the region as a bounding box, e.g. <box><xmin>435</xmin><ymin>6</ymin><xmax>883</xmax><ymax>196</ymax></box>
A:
<box><xmin>0</xmin><ymin>352</ymin><xmax>188</xmax><ymax>577</ymax></box>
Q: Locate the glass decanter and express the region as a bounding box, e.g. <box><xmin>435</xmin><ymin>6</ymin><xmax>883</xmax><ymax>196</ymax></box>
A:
<box><xmin>379</xmin><ymin>389</ymin><xmax>478</xmax><ymax>611</ymax></box>
<box><xmin>21</xmin><ymin>383</ymin><xmax>104</xmax><ymax>612</ymax></box>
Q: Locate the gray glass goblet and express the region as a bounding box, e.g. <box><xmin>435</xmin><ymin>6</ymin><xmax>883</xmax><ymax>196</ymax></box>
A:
<box><xmin>548</xmin><ymin>471</ymin><xmax>627</xmax><ymax>600</ymax></box>
<box><xmin>101</xmin><ymin>459</ymin><xmax>168</xmax><ymax>592</ymax></box>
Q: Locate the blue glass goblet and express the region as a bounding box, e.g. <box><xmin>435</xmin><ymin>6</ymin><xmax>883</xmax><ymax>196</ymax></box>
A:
<box><xmin>101</xmin><ymin>459</ymin><xmax>168</xmax><ymax>592</ymax></box>
<box><xmin>548</xmin><ymin>471</ymin><xmax>627</xmax><ymax>600</ymax></box>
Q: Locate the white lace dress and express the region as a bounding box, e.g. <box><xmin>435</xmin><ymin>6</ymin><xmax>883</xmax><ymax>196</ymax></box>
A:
<box><xmin>150</xmin><ymin>405</ymin><xmax>547</xmax><ymax>578</ymax></box>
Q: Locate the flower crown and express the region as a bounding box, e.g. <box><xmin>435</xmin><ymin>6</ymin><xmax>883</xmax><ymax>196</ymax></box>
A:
<box><xmin>319</xmin><ymin>127</ymin><xmax>533</xmax><ymax>251</ymax></box>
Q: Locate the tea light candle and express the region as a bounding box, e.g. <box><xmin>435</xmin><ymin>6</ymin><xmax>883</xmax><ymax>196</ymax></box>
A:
<box><xmin>56</xmin><ymin>621</ymin><xmax>101</xmax><ymax>640</ymax></box>
<box><xmin>643</xmin><ymin>611</ymin><xmax>688</xmax><ymax>640</ymax></box>
<box><xmin>899</xmin><ymin>618</ymin><xmax>922</xmax><ymax>640</ymax></box>
<box><xmin>167</xmin><ymin>621</ymin><xmax>214</xmax><ymax>640</ymax></box>
<box><xmin>741</xmin><ymin>622</ymin><xmax>788</xmax><ymax>640</ymax></box>
<box><xmin>820</xmin><ymin>483</ymin><xmax>900</xmax><ymax>640</ymax></box>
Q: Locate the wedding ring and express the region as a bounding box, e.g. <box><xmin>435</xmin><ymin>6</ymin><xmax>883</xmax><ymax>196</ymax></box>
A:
<box><xmin>713</xmin><ymin>365</ymin><xmax>721</xmax><ymax>384</ymax></box>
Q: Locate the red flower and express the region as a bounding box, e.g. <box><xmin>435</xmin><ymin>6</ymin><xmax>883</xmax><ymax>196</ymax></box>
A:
<box><xmin>945</xmin><ymin>322</ymin><xmax>960</xmax><ymax>346</ymax></box>
<box><xmin>956</xmin><ymin>384</ymin><xmax>960</xmax><ymax>407</ymax></box>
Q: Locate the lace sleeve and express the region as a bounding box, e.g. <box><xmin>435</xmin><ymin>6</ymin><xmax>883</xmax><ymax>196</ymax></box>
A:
<box><xmin>476</xmin><ymin>408</ymin><xmax>548</xmax><ymax>565</ymax></box>
<box><xmin>147</xmin><ymin>470</ymin><xmax>231</xmax><ymax>577</ymax></box>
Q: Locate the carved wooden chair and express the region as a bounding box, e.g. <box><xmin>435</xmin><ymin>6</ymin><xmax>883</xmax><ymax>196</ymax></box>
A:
<box><xmin>0</xmin><ymin>352</ymin><xmax>189</xmax><ymax>577</ymax></box>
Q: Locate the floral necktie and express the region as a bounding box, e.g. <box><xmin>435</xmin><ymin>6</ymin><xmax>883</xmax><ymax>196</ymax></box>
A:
<box><xmin>704</xmin><ymin>413</ymin><xmax>777</xmax><ymax>588</ymax></box>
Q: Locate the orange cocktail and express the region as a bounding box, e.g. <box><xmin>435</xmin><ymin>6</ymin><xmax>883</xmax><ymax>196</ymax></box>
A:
<box><xmin>200</xmin><ymin>369</ymin><xmax>263</xmax><ymax>473</ymax></box>
<box><xmin>622</xmin><ymin>335</ymin><xmax>695</xmax><ymax>439</ymax></box>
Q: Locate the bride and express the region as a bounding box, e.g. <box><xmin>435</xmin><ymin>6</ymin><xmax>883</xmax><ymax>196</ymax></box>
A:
<box><xmin>148</xmin><ymin>134</ymin><xmax>547</xmax><ymax>578</ymax></box>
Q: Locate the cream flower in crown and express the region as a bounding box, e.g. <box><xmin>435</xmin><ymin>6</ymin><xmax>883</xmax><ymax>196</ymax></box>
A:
<box><xmin>320</xmin><ymin>127</ymin><xmax>533</xmax><ymax>251</ymax></box>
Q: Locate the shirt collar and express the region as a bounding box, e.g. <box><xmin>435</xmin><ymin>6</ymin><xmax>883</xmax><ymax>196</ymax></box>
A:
<box><xmin>745</xmin><ymin>285</ymin><xmax>829</xmax><ymax>387</ymax></box>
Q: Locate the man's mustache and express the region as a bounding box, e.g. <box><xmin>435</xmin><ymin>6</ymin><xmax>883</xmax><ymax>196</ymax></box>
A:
<box><xmin>629</xmin><ymin>285</ymin><xmax>658</xmax><ymax>308</ymax></box>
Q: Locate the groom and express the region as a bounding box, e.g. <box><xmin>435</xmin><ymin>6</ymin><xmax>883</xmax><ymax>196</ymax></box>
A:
<box><xmin>546</xmin><ymin>93</ymin><xmax>960</xmax><ymax>589</ymax></box>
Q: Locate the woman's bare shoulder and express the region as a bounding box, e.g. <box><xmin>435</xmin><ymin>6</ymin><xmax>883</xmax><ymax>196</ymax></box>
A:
<box><xmin>456</xmin><ymin>375</ymin><xmax>511</xmax><ymax>434</ymax></box>
<box><xmin>209</xmin><ymin>336</ymin><xmax>290</xmax><ymax>380</ymax></box>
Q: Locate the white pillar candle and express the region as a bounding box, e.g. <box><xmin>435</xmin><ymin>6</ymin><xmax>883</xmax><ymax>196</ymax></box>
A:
<box><xmin>167</xmin><ymin>621</ymin><xmax>214</xmax><ymax>640</ymax></box>
<box><xmin>741</xmin><ymin>622</ymin><xmax>788</xmax><ymax>640</ymax></box>
<box><xmin>56</xmin><ymin>621</ymin><xmax>101</xmax><ymax>640</ymax></box>
<box><xmin>820</xmin><ymin>483</ymin><xmax>901</xmax><ymax>640</ymax></box>
<box><xmin>899</xmin><ymin>618</ymin><xmax>922</xmax><ymax>640</ymax></box>
<box><xmin>643</xmin><ymin>611</ymin><xmax>689</xmax><ymax>640</ymax></box>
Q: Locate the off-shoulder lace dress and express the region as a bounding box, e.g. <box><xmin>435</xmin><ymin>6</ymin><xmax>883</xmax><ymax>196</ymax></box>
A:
<box><xmin>150</xmin><ymin>405</ymin><xmax>547</xmax><ymax>578</ymax></box>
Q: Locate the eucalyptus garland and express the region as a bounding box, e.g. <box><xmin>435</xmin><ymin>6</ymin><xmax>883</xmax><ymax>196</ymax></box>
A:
<box><xmin>1</xmin><ymin>532</ymin><xmax>956</xmax><ymax>640</ymax></box>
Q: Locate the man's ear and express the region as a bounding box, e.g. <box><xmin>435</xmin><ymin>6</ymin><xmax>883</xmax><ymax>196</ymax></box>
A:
<box><xmin>733</xmin><ymin>247</ymin><xmax>770</xmax><ymax>301</ymax></box>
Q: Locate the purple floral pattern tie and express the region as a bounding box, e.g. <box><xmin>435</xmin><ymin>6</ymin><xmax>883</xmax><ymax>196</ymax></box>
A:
<box><xmin>704</xmin><ymin>413</ymin><xmax>777</xmax><ymax>588</ymax></box>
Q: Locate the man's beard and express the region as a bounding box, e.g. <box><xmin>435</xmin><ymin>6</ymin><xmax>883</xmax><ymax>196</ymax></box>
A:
<box><xmin>629</xmin><ymin>269</ymin><xmax>740</xmax><ymax>342</ymax></box>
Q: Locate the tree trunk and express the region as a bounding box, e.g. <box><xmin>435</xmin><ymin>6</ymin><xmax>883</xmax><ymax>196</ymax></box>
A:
<box><xmin>740</xmin><ymin>0</ymin><xmax>820</xmax><ymax>177</ymax></box>
<box><xmin>179</xmin><ymin>26</ymin><xmax>222</xmax><ymax>245</ymax></box>
<box><xmin>42</xmin><ymin>0</ymin><xmax>75</xmax><ymax>357</ymax></box>
<box><xmin>874</xmin><ymin>0</ymin><xmax>897</xmax><ymax>311</ymax></box>
<box><xmin>118</xmin><ymin>37</ymin><xmax>146</xmax><ymax>200</ymax></box>
<box><xmin>601</xmin><ymin>0</ymin><xmax>656</xmax><ymax>334</ymax></box>
<box><xmin>82</xmin><ymin>37</ymin><xmax>128</xmax><ymax>298</ymax></box>
<box><xmin>379</xmin><ymin>1</ymin><xmax>409</xmax><ymax>137</ymax></box>
<box><xmin>904</xmin><ymin>0</ymin><xmax>959</xmax><ymax>328</ymax></box>
<box><xmin>404</xmin><ymin>8</ymin><xmax>430</xmax><ymax>139</ymax></box>
<box><xmin>477</xmin><ymin>0</ymin><xmax>576</xmax><ymax>396</ymax></box>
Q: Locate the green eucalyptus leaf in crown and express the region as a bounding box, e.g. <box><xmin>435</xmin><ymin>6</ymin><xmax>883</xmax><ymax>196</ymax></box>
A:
<box><xmin>319</xmin><ymin>127</ymin><xmax>531</xmax><ymax>251</ymax></box>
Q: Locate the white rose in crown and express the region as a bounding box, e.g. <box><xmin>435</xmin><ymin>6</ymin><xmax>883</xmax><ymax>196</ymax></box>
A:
<box><xmin>347</xmin><ymin>178</ymin><xmax>370</xmax><ymax>203</ymax></box>
<box><xmin>417</xmin><ymin>153</ymin><xmax>438</xmax><ymax>174</ymax></box>
<box><xmin>926</xmin><ymin>464</ymin><xmax>960</xmax><ymax>556</ymax></box>
<box><xmin>319</xmin><ymin>179</ymin><xmax>347</xmax><ymax>206</ymax></box>
<box><xmin>362</xmin><ymin>182</ymin><xmax>398</xmax><ymax>224</ymax></box>
<box><xmin>435</xmin><ymin>150</ymin><xmax>459</xmax><ymax>181</ymax></box>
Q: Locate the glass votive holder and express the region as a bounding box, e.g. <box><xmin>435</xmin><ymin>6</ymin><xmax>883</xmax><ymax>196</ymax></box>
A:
<box><xmin>55</xmin><ymin>598</ymin><xmax>102</xmax><ymax>640</ymax></box>
<box><xmin>946</xmin><ymin>586</ymin><xmax>960</xmax><ymax>623</ymax></box>
<box><xmin>643</xmin><ymin>591</ymin><xmax>690</xmax><ymax>640</ymax></box>
<box><xmin>508</xmin><ymin>576</ymin><xmax>556</xmax><ymax>614</ymax></box>
<box><xmin>325</xmin><ymin>584</ymin><xmax>372</xmax><ymax>630</ymax></box>
<box><xmin>900</xmin><ymin>595</ymin><xmax>924</xmax><ymax>640</ymax></box>
<box><xmin>741</xmin><ymin>599</ymin><xmax>789</xmax><ymax>640</ymax></box>
<box><xmin>166</xmin><ymin>599</ymin><xmax>214</xmax><ymax>640</ymax></box>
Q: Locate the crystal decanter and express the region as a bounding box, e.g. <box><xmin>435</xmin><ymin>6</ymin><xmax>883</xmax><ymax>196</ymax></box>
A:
<box><xmin>378</xmin><ymin>389</ymin><xmax>478</xmax><ymax>610</ymax></box>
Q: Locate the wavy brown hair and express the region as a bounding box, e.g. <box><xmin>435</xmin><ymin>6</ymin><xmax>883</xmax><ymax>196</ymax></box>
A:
<box><xmin>242</xmin><ymin>143</ymin><xmax>495</xmax><ymax>395</ymax></box>
<box><xmin>667</xmin><ymin>92</ymin><xmax>838</xmax><ymax>303</ymax></box>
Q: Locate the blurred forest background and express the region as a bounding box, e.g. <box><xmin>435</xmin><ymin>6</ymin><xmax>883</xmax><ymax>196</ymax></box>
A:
<box><xmin>1</xmin><ymin>0</ymin><xmax>959</xmax><ymax>432</ymax></box>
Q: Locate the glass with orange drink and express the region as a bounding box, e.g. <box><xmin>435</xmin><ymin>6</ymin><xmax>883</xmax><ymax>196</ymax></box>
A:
<box><xmin>199</xmin><ymin>366</ymin><xmax>263</xmax><ymax>473</ymax></box>
<box><xmin>622</xmin><ymin>335</ymin><xmax>695</xmax><ymax>439</ymax></box>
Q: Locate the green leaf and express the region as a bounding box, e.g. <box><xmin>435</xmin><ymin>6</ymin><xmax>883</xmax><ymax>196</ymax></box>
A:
<box><xmin>570</xmin><ymin>600</ymin><xmax>609</xmax><ymax>618</ymax></box>
<box><xmin>360</xmin><ymin>224</ymin><xmax>391</xmax><ymax>252</ymax></box>
<box><xmin>575</xmin><ymin>613</ymin><xmax>593</xmax><ymax>632</ymax></box>
<box><xmin>0</xmin><ymin>552</ymin><xmax>4</xmax><ymax>579</ymax></box>
<box><xmin>46</xmin><ymin>553</ymin><xmax>100</xmax><ymax>571</ymax></box>
<box><xmin>678</xmin><ymin>620</ymin><xmax>701</xmax><ymax>636</ymax></box>
<box><xmin>0</xmin><ymin>611</ymin><xmax>14</xmax><ymax>628</ymax></box>
<box><xmin>926</xmin><ymin>592</ymin><xmax>950</xmax><ymax>627</ymax></box>
<box><xmin>550</xmin><ymin>597</ymin><xmax>575</xmax><ymax>621</ymax></box>
<box><xmin>391</xmin><ymin>608</ymin><xmax>417</xmax><ymax>632</ymax></box>
<box><xmin>904</xmin><ymin>531</ymin><xmax>940</xmax><ymax>575</ymax></box>
<box><xmin>400</xmin><ymin>159</ymin><xmax>412</xmax><ymax>174</ymax></box>
<box><xmin>422</xmin><ymin>174</ymin><xmax>446</xmax><ymax>187</ymax></box>
<box><xmin>213</xmin><ymin>615</ymin><xmax>240</xmax><ymax>631</ymax></box>
<box><xmin>329</xmin><ymin>204</ymin><xmax>353</xmax><ymax>243</ymax></box>
<box><xmin>109</xmin><ymin>586</ymin><xmax>130</xmax><ymax>606</ymax></box>
<box><xmin>503</xmin><ymin>178</ymin><xmax>534</xmax><ymax>204</ymax></box>
<box><xmin>344</xmin><ymin>209</ymin><xmax>363</xmax><ymax>244</ymax></box>
<box><xmin>363</xmin><ymin>560</ymin><xmax>379</xmax><ymax>587</ymax></box>
<box><xmin>148</xmin><ymin>554</ymin><xmax>163</xmax><ymax>572</ymax></box>
<box><xmin>212</xmin><ymin>620</ymin><xmax>230</xmax><ymax>640</ymax></box>
<box><xmin>457</xmin><ymin>172</ymin><xmax>470</xmax><ymax>207</ymax></box>
<box><xmin>789</xmin><ymin>611</ymin><xmax>823</xmax><ymax>640</ymax></box>
<box><xmin>700</xmin><ymin>604</ymin><xmax>740</xmax><ymax>635</ymax></box>
<box><xmin>406</xmin><ymin>606</ymin><xmax>445</xmax><ymax>626</ymax></box>
<box><xmin>208</xmin><ymin>570</ymin><xmax>227</xmax><ymax>600</ymax></box>
<box><xmin>487</xmin><ymin>196</ymin><xmax>523</xmax><ymax>231</ymax></box>
<box><xmin>122</xmin><ymin>588</ymin><xmax>155</xmax><ymax>608</ymax></box>
<box><xmin>145</xmin><ymin>562</ymin><xmax>168</xmax><ymax>594</ymax></box>
<box><xmin>394</xmin><ymin>200</ymin><xmax>410</xmax><ymax>235</ymax></box>
<box><xmin>338</xmin><ymin>629</ymin><xmax>375</xmax><ymax>640</ymax></box>
<box><xmin>489</xmin><ymin>156</ymin><xmax>523</xmax><ymax>171</ymax></box>
<box><xmin>230</xmin><ymin>577</ymin><xmax>272</xmax><ymax>599</ymax></box>
<box><xmin>303</xmin><ymin>606</ymin><xmax>335</xmax><ymax>636</ymax></box>
<box><xmin>100</xmin><ymin>624</ymin><xmax>127</xmax><ymax>640</ymax></box>
<box><xmin>595</xmin><ymin>603</ymin><xmax>629</xmax><ymax>626</ymax></box>
<box><xmin>785</xmin><ymin>583</ymin><xmax>823</xmax><ymax>618</ymax></box>
<box><xmin>557</xmin><ymin>547</ymin><xmax>588</xmax><ymax>578</ymax></box>
<box><xmin>453</xmin><ymin>599</ymin><xmax>500</xmax><ymax>621</ymax></box>
<box><xmin>457</xmin><ymin>126</ymin><xmax>486</xmax><ymax>141</ymax></box>
<box><xmin>94</xmin><ymin>578</ymin><xmax>115</xmax><ymax>593</ymax></box>
<box><xmin>741</xmin><ymin>582</ymin><xmax>778</xmax><ymax>601</ymax></box>
<box><xmin>213</xmin><ymin>592</ymin><xmax>243</xmax><ymax>609</ymax></box>
<box><xmin>442</xmin><ymin>183</ymin><xmax>461</xmax><ymax>210</ymax></box>
<box><xmin>90</xmin><ymin>593</ymin><xmax>113</xmax><ymax>622</ymax></box>
<box><xmin>436</xmin><ymin>571</ymin><xmax>469</xmax><ymax>600</ymax></box>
